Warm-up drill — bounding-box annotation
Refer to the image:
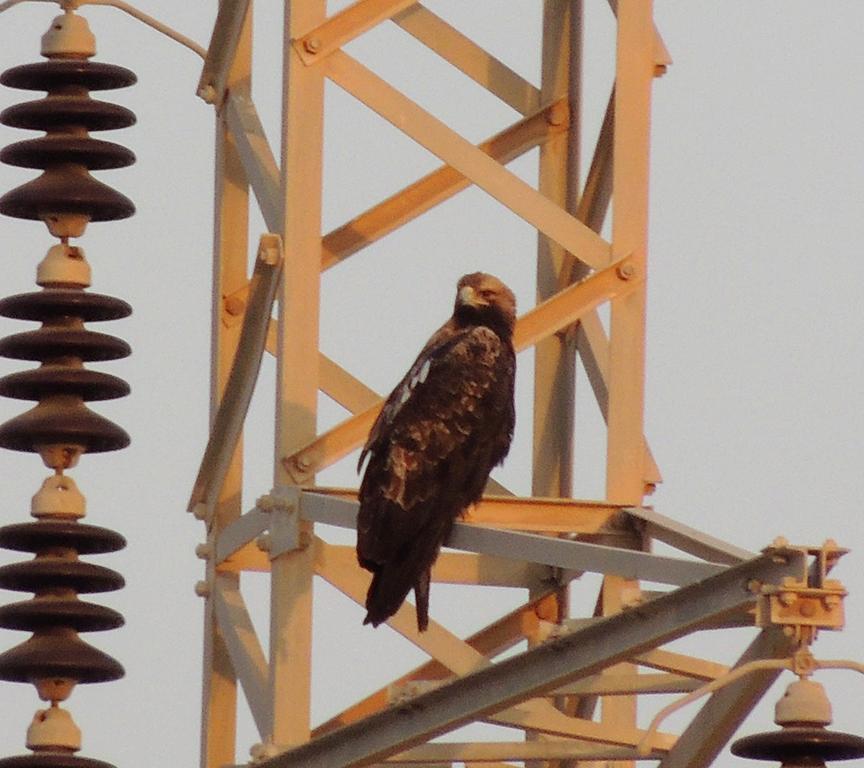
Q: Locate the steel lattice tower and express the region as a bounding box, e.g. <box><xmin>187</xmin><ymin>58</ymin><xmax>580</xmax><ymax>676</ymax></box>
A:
<box><xmin>0</xmin><ymin>3</ymin><xmax>859</xmax><ymax>768</ymax></box>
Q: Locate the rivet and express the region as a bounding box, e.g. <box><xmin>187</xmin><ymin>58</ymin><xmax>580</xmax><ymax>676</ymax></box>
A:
<box><xmin>197</xmin><ymin>83</ymin><xmax>217</xmax><ymax>104</ymax></box>
<box><xmin>545</xmin><ymin>101</ymin><xmax>568</xmax><ymax>127</ymax></box>
<box><xmin>194</xmin><ymin>580</ymin><xmax>210</xmax><ymax>598</ymax></box>
<box><xmin>304</xmin><ymin>37</ymin><xmax>322</xmax><ymax>54</ymax></box>
<box><xmin>224</xmin><ymin>295</ymin><xmax>245</xmax><ymax>316</ymax></box>
<box><xmin>616</xmin><ymin>262</ymin><xmax>635</xmax><ymax>280</ymax></box>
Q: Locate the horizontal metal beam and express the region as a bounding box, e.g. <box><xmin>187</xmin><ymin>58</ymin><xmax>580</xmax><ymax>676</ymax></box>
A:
<box><xmin>318</xmin><ymin>543</ymin><xmax>548</xmax><ymax>588</ymax></box>
<box><xmin>634</xmin><ymin>648</ymin><xmax>728</xmax><ymax>681</ymax></box>
<box><xmin>188</xmin><ymin>235</ymin><xmax>283</xmax><ymax>516</ymax></box>
<box><xmin>255</xmin><ymin>549</ymin><xmax>805</xmax><ymax>768</ymax></box>
<box><xmin>555</xmin><ymin>671</ymin><xmax>702</xmax><ymax>696</ymax></box>
<box><xmin>625</xmin><ymin>506</ymin><xmax>754</xmax><ymax>565</ymax></box>
<box><xmin>448</xmin><ymin>524</ymin><xmax>723</xmax><ymax>587</ymax></box>
<box><xmin>299</xmin><ymin>491</ymin><xmax>722</xmax><ymax>586</ymax></box>
<box><xmin>386</xmin><ymin>740</ymin><xmax>663</xmax><ymax>763</ymax></box>
<box><xmin>304</xmin><ymin>488</ymin><xmax>623</xmax><ymax>533</ymax></box>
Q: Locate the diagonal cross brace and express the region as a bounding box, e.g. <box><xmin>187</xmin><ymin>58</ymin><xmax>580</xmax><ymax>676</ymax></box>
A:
<box><xmin>253</xmin><ymin>548</ymin><xmax>806</xmax><ymax>768</ymax></box>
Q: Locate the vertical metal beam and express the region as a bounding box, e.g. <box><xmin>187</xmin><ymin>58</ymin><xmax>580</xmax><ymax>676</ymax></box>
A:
<box><xmin>602</xmin><ymin>3</ymin><xmax>656</xmax><ymax>763</ymax></box>
<box><xmin>200</xmin><ymin>5</ymin><xmax>253</xmax><ymax>766</ymax></box>
<box><xmin>531</xmin><ymin>15</ymin><xmax>582</xmax><ymax>765</ymax></box>
<box><xmin>269</xmin><ymin>0</ymin><xmax>326</xmax><ymax>749</ymax></box>
<box><xmin>606</xmin><ymin>0</ymin><xmax>654</xmax><ymax>504</ymax></box>
<box><xmin>532</xmin><ymin>0</ymin><xmax>581</xmax><ymax>501</ymax></box>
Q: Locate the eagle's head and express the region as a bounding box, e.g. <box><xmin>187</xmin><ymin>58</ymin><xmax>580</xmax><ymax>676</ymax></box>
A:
<box><xmin>454</xmin><ymin>272</ymin><xmax>516</xmax><ymax>336</ymax></box>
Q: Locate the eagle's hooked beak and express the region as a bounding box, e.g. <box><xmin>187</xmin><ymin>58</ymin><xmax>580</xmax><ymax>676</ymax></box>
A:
<box><xmin>458</xmin><ymin>284</ymin><xmax>486</xmax><ymax>307</ymax></box>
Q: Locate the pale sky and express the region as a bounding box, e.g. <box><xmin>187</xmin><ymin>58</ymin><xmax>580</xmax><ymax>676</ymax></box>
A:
<box><xmin>0</xmin><ymin>2</ymin><xmax>861</xmax><ymax>767</ymax></box>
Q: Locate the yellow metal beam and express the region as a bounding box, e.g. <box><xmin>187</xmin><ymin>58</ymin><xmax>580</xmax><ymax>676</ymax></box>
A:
<box><xmin>200</xmin><ymin>8</ymin><xmax>253</xmax><ymax>766</ymax></box>
<box><xmin>314</xmin><ymin>538</ymin><xmax>491</xmax><ymax>676</ymax></box>
<box><xmin>392</xmin><ymin>4</ymin><xmax>541</xmax><ymax>116</ymax></box>
<box><xmin>323</xmin><ymin>50</ymin><xmax>612</xmax><ymax>270</ymax></box>
<box><xmin>268</xmin><ymin>0</ymin><xmax>327</xmax><ymax>749</ymax></box>
<box><xmin>294</xmin><ymin>0</ymin><xmax>418</xmax><ymax>65</ymax></box>
<box><xmin>283</xmin><ymin>256</ymin><xmax>639</xmax><ymax>476</ymax></box>
<box><xmin>321</xmin><ymin>99</ymin><xmax>568</xmax><ymax>270</ymax></box>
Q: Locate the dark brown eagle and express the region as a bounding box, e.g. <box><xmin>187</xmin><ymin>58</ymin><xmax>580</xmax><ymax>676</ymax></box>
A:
<box><xmin>356</xmin><ymin>272</ymin><xmax>516</xmax><ymax>632</ymax></box>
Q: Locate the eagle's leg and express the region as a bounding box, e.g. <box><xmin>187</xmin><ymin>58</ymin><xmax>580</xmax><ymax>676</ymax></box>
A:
<box><xmin>414</xmin><ymin>567</ymin><xmax>431</xmax><ymax>632</ymax></box>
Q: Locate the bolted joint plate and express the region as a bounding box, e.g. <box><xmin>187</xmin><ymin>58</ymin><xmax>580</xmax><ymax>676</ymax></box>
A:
<box><xmin>258</xmin><ymin>486</ymin><xmax>303</xmax><ymax>559</ymax></box>
<box><xmin>754</xmin><ymin>541</ymin><xmax>848</xmax><ymax>632</ymax></box>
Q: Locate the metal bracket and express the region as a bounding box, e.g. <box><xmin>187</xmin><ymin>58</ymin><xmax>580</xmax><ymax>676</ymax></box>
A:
<box><xmin>256</xmin><ymin>487</ymin><xmax>303</xmax><ymax>559</ymax></box>
<box><xmin>754</xmin><ymin>539</ymin><xmax>848</xmax><ymax>635</ymax></box>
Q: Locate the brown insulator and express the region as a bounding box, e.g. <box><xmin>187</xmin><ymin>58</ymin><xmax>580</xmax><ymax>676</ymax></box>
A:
<box><xmin>0</xmin><ymin>598</ymin><xmax>123</xmax><ymax>633</ymax></box>
<box><xmin>0</xmin><ymin>24</ymin><xmax>133</xmax><ymax>765</ymax></box>
<box><xmin>0</xmin><ymin>291</ymin><xmax>131</xmax><ymax>322</ymax></box>
<box><xmin>0</xmin><ymin>754</ymin><xmax>115</xmax><ymax>768</ymax></box>
<box><xmin>1</xmin><ymin>97</ymin><xmax>135</xmax><ymax>132</ymax></box>
<box><xmin>0</xmin><ymin>521</ymin><xmax>125</xmax><ymax>555</ymax></box>
<box><xmin>732</xmin><ymin>727</ymin><xmax>864</xmax><ymax>764</ymax></box>
<box><xmin>0</xmin><ymin>288</ymin><xmax>132</xmax><ymax>455</ymax></box>
<box><xmin>0</xmin><ymin>368</ymin><xmax>129</xmax><ymax>402</ymax></box>
<box><xmin>0</xmin><ymin>59</ymin><xmax>136</xmax><ymax>231</ymax></box>
<box><xmin>1</xmin><ymin>137</ymin><xmax>134</xmax><ymax>171</ymax></box>
<box><xmin>0</xmin><ymin>328</ymin><xmax>130</xmax><ymax>362</ymax></box>
<box><xmin>0</xmin><ymin>60</ymin><xmax>136</xmax><ymax>92</ymax></box>
<box><xmin>0</xmin><ymin>558</ymin><xmax>124</xmax><ymax>595</ymax></box>
<box><xmin>0</xmin><ymin>630</ymin><xmax>123</xmax><ymax>684</ymax></box>
<box><xmin>0</xmin><ymin>169</ymin><xmax>134</xmax><ymax>227</ymax></box>
<box><xmin>0</xmin><ymin>399</ymin><xmax>130</xmax><ymax>454</ymax></box>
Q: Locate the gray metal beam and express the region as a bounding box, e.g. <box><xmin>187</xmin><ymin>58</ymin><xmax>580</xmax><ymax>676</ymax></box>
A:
<box><xmin>188</xmin><ymin>236</ymin><xmax>283</xmax><ymax>517</ymax></box>
<box><xmin>625</xmin><ymin>505</ymin><xmax>754</xmax><ymax>564</ymax></box>
<box><xmin>197</xmin><ymin>0</ymin><xmax>253</xmax><ymax>106</ymax></box>
<box><xmin>254</xmin><ymin>548</ymin><xmax>806</xmax><ymax>768</ymax></box>
<box><xmin>300</xmin><ymin>491</ymin><xmax>724</xmax><ymax>586</ymax></box>
<box><xmin>224</xmin><ymin>91</ymin><xmax>282</xmax><ymax>232</ymax></box>
<box><xmin>659</xmin><ymin>628</ymin><xmax>793</xmax><ymax>768</ymax></box>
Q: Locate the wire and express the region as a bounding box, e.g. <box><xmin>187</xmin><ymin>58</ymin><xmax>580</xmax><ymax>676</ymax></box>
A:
<box><xmin>0</xmin><ymin>0</ymin><xmax>206</xmax><ymax>60</ymax></box>
<box><xmin>79</xmin><ymin>0</ymin><xmax>206</xmax><ymax>59</ymax></box>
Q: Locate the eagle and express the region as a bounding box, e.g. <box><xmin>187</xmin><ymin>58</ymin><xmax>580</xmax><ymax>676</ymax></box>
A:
<box><xmin>356</xmin><ymin>272</ymin><xmax>516</xmax><ymax>632</ymax></box>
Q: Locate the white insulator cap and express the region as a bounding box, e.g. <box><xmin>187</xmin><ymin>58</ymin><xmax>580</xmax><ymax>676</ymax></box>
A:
<box><xmin>775</xmin><ymin>679</ymin><xmax>833</xmax><ymax>727</ymax></box>
<box><xmin>41</xmin><ymin>12</ymin><xmax>96</xmax><ymax>59</ymax></box>
<box><xmin>31</xmin><ymin>474</ymin><xmax>86</xmax><ymax>520</ymax></box>
<box><xmin>26</xmin><ymin>706</ymin><xmax>82</xmax><ymax>752</ymax></box>
<box><xmin>37</xmin><ymin>244</ymin><xmax>92</xmax><ymax>288</ymax></box>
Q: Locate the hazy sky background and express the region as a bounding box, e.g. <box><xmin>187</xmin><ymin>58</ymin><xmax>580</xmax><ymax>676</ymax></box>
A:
<box><xmin>0</xmin><ymin>2</ymin><xmax>861</xmax><ymax>767</ymax></box>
